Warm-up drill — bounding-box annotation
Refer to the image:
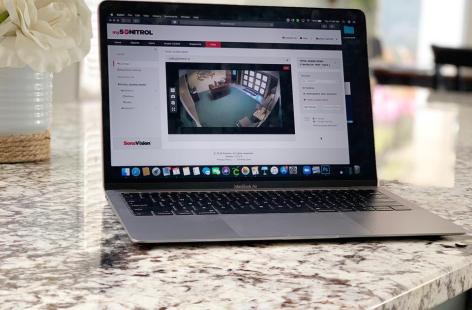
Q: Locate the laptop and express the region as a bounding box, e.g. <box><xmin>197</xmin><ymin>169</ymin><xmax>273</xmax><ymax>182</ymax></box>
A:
<box><xmin>98</xmin><ymin>1</ymin><xmax>465</xmax><ymax>243</ymax></box>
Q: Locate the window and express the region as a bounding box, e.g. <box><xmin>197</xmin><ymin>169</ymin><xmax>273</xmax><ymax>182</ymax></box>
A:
<box><xmin>240</xmin><ymin>70</ymin><xmax>269</xmax><ymax>96</ymax></box>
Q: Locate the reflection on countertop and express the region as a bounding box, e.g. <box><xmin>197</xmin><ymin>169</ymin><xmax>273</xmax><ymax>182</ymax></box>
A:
<box><xmin>374</xmin><ymin>86</ymin><xmax>472</xmax><ymax>188</ymax></box>
<box><xmin>0</xmin><ymin>86</ymin><xmax>471</xmax><ymax>309</ymax></box>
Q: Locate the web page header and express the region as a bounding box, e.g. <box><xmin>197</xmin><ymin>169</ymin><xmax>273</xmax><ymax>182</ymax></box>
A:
<box><xmin>107</xmin><ymin>24</ymin><xmax>342</xmax><ymax>45</ymax></box>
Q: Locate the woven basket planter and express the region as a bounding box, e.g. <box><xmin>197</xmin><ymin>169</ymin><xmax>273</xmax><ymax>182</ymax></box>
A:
<box><xmin>0</xmin><ymin>131</ymin><xmax>50</xmax><ymax>163</ymax></box>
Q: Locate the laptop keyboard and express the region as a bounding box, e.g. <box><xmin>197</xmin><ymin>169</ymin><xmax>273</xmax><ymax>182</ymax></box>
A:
<box><xmin>121</xmin><ymin>190</ymin><xmax>411</xmax><ymax>216</ymax></box>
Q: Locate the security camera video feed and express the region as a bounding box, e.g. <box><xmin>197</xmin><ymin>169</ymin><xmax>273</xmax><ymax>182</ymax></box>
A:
<box><xmin>166</xmin><ymin>63</ymin><xmax>295</xmax><ymax>134</ymax></box>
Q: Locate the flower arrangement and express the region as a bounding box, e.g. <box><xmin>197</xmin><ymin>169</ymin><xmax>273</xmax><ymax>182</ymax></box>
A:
<box><xmin>0</xmin><ymin>0</ymin><xmax>92</xmax><ymax>73</ymax></box>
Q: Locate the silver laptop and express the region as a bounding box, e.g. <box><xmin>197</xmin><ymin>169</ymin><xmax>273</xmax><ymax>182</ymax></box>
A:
<box><xmin>98</xmin><ymin>1</ymin><xmax>465</xmax><ymax>243</ymax></box>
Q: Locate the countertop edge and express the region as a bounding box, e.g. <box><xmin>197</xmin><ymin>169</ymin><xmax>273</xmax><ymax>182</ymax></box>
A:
<box><xmin>373</xmin><ymin>258</ymin><xmax>472</xmax><ymax>309</ymax></box>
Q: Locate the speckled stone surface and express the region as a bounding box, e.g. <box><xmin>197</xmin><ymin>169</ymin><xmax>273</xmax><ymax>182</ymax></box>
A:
<box><xmin>1</xmin><ymin>89</ymin><xmax>472</xmax><ymax>309</ymax></box>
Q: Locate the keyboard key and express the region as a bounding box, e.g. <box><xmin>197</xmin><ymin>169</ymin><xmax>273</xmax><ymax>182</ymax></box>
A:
<box><xmin>336</xmin><ymin>207</ymin><xmax>356</xmax><ymax>212</ymax></box>
<box><xmin>128</xmin><ymin>203</ymin><xmax>151</xmax><ymax>208</ymax></box>
<box><xmin>133</xmin><ymin>210</ymin><xmax>153</xmax><ymax>216</ymax></box>
<box><xmin>194</xmin><ymin>208</ymin><xmax>218</xmax><ymax>215</ymax></box>
<box><xmin>373</xmin><ymin>206</ymin><xmax>394</xmax><ymax>211</ymax></box>
<box><xmin>213</xmin><ymin>204</ymin><xmax>236</xmax><ymax>214</ymax></box>
<box><xmin>390</xmin><ymin>205</ymin><xmax>412</xmax><ymax>211</ymax></box>
<box><xmin>173</xmin><ymin>207</ymin><xmax>194</xmax><ymax>215</ymax></box>
<box><xmin>154</xmin><ymin>209</ymin><xmax>174</xmax><ymax>216</ymax></box>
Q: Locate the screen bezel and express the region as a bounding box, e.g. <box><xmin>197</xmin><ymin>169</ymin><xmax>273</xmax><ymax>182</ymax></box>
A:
<box><xmin>99</xmin><ymin>0</ymin><xmax>377</xmax><ymax>190</ymax></box>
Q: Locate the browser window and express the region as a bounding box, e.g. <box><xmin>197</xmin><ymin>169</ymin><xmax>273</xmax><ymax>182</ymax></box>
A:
<box><xmin>105</xmin><ymin>14</ymin><xmax>362</xmax><ymax>179</ymax></box>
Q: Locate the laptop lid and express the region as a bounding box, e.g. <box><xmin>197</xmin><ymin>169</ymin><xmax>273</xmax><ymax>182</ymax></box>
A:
<box><xmin>99</xmin><ymin>1</ymin><xmax>377</xmax><ymax>190</ymax></box>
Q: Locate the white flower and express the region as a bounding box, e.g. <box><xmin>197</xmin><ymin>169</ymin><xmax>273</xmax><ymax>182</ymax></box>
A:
<box><xmin>0</xmin><ymin>0</ymin><xmax>92</xmax><ymax>73</ymax></box>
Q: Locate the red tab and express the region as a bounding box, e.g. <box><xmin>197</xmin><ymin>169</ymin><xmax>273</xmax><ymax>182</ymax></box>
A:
<box><xmin>283</xmin><ymin>65</ymin><xmax>291</xmax><ymax>71</ymax></box>
<box><xmin>205</xmin><ymin>41</ymin><xmax>221</xmax><ymax>48</ymax></box>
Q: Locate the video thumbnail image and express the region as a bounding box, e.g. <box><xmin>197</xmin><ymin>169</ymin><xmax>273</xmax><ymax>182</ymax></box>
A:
<box><xmin>166</xmin><ymin>63</ymin><xmax>295</xmax><ymax>134</ymax></box>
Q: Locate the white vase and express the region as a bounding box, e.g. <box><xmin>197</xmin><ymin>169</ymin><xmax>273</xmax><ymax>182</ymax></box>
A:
<box><xmin>0</xmin><ymin>67</ymin><xmax>53</xmax><ymax>135</ymax></box>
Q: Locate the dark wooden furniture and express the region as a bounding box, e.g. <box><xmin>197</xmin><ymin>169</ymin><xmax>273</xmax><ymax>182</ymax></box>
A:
<box><xmin>432</xmin><ymin>45</ymin><xmax>472</xmax><ymax>90</ymax></box>
<box><xmin>209</xmin><ymin>81</ymin><xmax>230</xmax><ymax>99</ymax></box>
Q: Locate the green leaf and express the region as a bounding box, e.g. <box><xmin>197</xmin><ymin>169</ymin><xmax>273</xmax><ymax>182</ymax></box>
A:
<box><xmin>0</xmin><ymin>10</ymin><xmax>9</xmax><ymax>24</ymax></box>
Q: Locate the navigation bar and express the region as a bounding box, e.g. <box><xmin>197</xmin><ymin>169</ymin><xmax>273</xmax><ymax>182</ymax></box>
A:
<box><xmin>107</xmin><ymin>24</ymin><xmax>342</xmax><ymax>45</ymax></box>
<box><xmin>107</xmin><ymin>40</ymin><xmax>343</xmax><ymax>51</ymax></box>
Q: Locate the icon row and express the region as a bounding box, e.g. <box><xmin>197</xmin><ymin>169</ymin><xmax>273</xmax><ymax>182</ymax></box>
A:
<box><xmin>286</xmin><ymin>18</ymin><xmax>322</xmax><ymax>23</ymax></box>
<box><xmin>121</xmin><ymin>165</ymin><xmax>338</xmax><ymax>177</ymax></box>
<box><xmin>168</xmin><ymin>87</ymin><xmax>177</xmax><ymax>113</ymax></box>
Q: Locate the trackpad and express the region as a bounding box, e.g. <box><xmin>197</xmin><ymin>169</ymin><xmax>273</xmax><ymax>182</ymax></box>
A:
<box><xmin>223</xmin><ymin>213</ymin><xmax>370</xmax><ymax>238</ymax></box>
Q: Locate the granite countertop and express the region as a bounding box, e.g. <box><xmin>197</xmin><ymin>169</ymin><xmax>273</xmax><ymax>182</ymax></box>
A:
<box><xmin>1</xmin><ymin>88</ymin><xmax>472</xmax><ymax>309</ymax></box>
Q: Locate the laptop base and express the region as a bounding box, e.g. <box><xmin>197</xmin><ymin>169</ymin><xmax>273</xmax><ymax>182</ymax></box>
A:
<box><xmin>106</xmin><ymin>189</ymin><xmax>465</xmax><ymax>243</ymax></box>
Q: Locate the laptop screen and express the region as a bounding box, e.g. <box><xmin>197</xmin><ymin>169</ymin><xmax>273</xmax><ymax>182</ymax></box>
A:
<box><xmin>100</xmin><ymin>2</ymin><xmax>376</xmax><ymax>185</ymax></box>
